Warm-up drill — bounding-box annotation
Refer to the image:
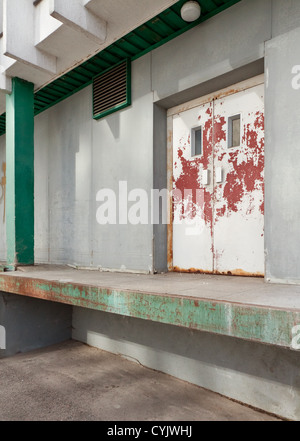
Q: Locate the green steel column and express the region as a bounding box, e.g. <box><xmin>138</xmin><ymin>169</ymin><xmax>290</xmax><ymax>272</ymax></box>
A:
<box><xmin>6</xmin><ymin>77</ymin><xmax>34</xmax><ymax>267</ymax></box>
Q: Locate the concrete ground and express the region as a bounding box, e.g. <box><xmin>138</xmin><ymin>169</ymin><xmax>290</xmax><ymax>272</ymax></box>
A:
<box><xmin>0</xmin><ymin>339</ymin><xmax>282</xmax><ymax>421</ymax></box>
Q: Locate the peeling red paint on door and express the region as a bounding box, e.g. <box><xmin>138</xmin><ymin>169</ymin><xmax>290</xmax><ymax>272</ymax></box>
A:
<box><xmin>173</xmin><ymin>103</ymin><xmax>213</xmax><ymax>226</ymax></box>
<box><xmin>172</xmin><ymin>101</ymin><xmax>214</xmax><ymax>272</ymax></box>
<box><xmin>213</xmin><ymin>85</ymin><xmax>265</xmax><ymax>275</ymax></box>
<box><xmin>214</xmin><ymin>115</ymin><xmax>227</xmax><ymax>144</ymax></box>
<box><xmin>222</xmin><ymin>118</ymin><xmax>264</xmax><ymax>215</ymax></box>
<box><xmin>172</xmin><ymin>83</ymin><xmax>265</xmax><ymax>276</ymax></box>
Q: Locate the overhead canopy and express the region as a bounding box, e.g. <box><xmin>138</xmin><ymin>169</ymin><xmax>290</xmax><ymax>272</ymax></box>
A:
<box><xmin>0</xmin><ymin>0</ymin><xmax>240</xmax><ymax>135</ymax></box>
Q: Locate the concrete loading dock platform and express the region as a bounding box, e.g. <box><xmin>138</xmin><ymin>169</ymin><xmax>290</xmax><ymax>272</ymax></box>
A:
<box><xmin>0</xmin><ymin>265</ymin><xmax>299</xmax><ymax>349</ymax></box>
<box><xmin>0</xmin><ymin>265</ymin><xmax>300</xmax><ymax>420</ymax></box>
<box><xmin>1</xmin><ymin>0</ymin><xmax>300</xmax><ymax>423</ymax></box>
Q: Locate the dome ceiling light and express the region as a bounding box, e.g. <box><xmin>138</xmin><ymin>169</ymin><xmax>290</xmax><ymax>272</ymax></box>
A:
<box><xmin>180</xmin><ymin>1</ymin><xmax>201</xmax><ymax>22</ymax></box>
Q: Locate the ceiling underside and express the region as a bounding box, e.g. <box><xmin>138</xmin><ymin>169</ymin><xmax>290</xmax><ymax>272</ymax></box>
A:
<box><xmin>0</xmin><ymin>0</ymin><xmax>240</xmax><ymax>136</ymax></box>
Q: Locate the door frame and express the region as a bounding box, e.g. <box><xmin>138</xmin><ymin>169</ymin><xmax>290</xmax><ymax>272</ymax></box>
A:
<box><xmin>166</xmin><ymin>74</ymin><xmax>265</xmax><ymax>272</ymax></box>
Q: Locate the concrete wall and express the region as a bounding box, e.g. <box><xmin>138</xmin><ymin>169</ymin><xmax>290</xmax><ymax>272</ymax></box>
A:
<box><xmin>35</xmin><ymin>54</ymin><xmax>154</xmax><ymax>272</ymax></box>
<box><xmin>72</xmin><ymin>307</ymin><xmax>300</xmax><ymax>421</ymax></box>
<box><xmin>68</xmin><ymin>0</ymin><xmax>300</xmax><ymax>422</ymax></box>
<box><xmin>0</xmin><ymin>134</ymin><xmax>5</xmax><ymax>261</ymax></box>
<box><xmin>153</xmin><ymin>104</ymin><xmax>168</xmax><ymax>272</ymax></box>
<box><xmin>0</xmin><ymin>0</ymin><xmax>297</xmax><ymax>278</ymax></box>
<box><xmin>149</xmin><ymin>0</ymin><xmax>300</xmax><ymax>283</ymax></box>
<box><xmin>151</xmin><ymin>0</ymin><xmax>300</xmax><ymax>283</ymax></box>
<box><xmin>34</xmin><ymin>0</ymin><xmax>273</xmax><ymax>274</ymax></box>
<box><xmin>0</xmin><ymin>292</ymin><xmax>72</xmax><ymax>358</ymax></box>
<box><xmin>264</xmin><ymin>1</ymin><xmax>300</xmax><ymax>283</ymax></box>
<box><xmin>152</xmin><ymin>0</ymin><xmax>271</xmax><ymax>105</ymax></box>
<box><xmin>2</xmin><ymin>0</ymin><xmax>300</xmax><ymax>421</ymax></box>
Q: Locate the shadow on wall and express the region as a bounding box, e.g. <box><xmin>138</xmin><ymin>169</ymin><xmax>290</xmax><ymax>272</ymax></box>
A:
<box><xmin>106</xmin><ymin>112</ymin><xmax>121</xmax><ymax>141</ymax></box>
<box><xmin>46</xmin><ymin>87</ymin><xmax>93</xmax><ymax>267</ymax></box>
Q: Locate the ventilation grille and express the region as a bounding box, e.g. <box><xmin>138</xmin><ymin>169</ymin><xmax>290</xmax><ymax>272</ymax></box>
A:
<box><xmin>93</xmin><ymin>60</ymin><xmax>131</xmax><ymax>119</ymax></box>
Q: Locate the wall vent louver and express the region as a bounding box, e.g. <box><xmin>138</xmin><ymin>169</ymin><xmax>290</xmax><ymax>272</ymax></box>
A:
<box><xmin>93</xmin><ymin>59</ymin><xmax>131</xmax><ymax>119</ymax></box>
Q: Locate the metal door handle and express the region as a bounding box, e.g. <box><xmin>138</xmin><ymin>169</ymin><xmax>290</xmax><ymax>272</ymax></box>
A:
<box><xmin>202</xmin><ymin>169</ymin><xmax>209</xmax><ymax>185</ymax></box>
<box><xmin>216</xmin><ymin>167</ymin><xmax>223</xmax><ymax>183</ymax></box>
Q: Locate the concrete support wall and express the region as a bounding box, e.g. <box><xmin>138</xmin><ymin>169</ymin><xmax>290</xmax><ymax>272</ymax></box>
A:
<box><xmin>0</xmin><ymin>292</ymin><xmax>72</xmax><ymax>358</ymax></box>
<box><xmin>35</xmin><ymin>54</ymin><xmax>154</xmax><ymax>272</ymax></box>
<box><xmin>151</xmin><ymin>0</ymin><xmax>271</xmax><ymax>104</ymax></box>
<box><xmin>151</xmin><ymin>0</ymin><xmax>300</xmax><ymax>283</ymax></box>
<box><xmin>34</xmin><ymin>0</ymin><xmax>273</xmax><ymax>273</ymax></box>
<box><xmin>0</xmin><ymin>0</ymin><xmax>297</xmax><ymax>277</ymax></box>
<box><xmin>264</xmin><ymin>2</ymin><xmax>300</xmax><ymax>283</ymax></box>
<box><xmin>0</xmin><ymin>134</ymin><xmax>6</xmax><ymax>262</ymax></box>
<box><xmin>153</xmin><ymin>104</ymin><xmax>168</xmax><ymax>272</ymax></box>
<box><xmin>2</xmin><ymin>0</ymin><xmax>300</xmax><ymax>422</ymax></box>
<box><xmin>72</xmin><ymin>307</ymin><xmax>300</xmax><ymax>421</ymax></box>
<box><xmin>67</xmin><ymin>0</ymin><xmax>300</xmax><ymax>422</ymax></box>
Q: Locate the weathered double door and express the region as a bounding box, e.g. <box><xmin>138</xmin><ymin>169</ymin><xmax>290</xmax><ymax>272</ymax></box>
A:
<box><xmin>172</xmin><ymin>82</ymin><xmax>264</xmax><ymax>276</ymax></box>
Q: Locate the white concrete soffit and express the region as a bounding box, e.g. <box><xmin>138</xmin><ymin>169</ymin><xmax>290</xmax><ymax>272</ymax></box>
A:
<box><xmin>0</xmin><ymin>0</ymin><xmax>179</xmax><ymax>97</ymax></box>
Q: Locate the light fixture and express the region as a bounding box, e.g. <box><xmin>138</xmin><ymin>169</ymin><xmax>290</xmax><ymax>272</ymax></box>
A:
<box><xmin>180</xmin><ymin>1</ymin><xmax>201</xmax><ymax>22</ymax></box>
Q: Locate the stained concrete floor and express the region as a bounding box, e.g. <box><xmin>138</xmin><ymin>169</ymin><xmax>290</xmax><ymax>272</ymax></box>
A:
<box><xmin>8</xmin><ymin>264</ymin><xmax>300</xmax><ymax>310</ymax></box>
<box><xmin>0</xmin><ymin>339</ymin><xmax>282</xmax><ymax>421</ymax></box>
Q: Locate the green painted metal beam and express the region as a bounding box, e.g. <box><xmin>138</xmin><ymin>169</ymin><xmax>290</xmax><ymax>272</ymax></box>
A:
<box><xmin>0</xmin><ymin>273</ymin><xmax>299</xmax><ymax>349</ymax></box>
<box><xmin>5</xmin><ymin>78</ymin><xmax>34</xmax><ymax>266</ymax></box>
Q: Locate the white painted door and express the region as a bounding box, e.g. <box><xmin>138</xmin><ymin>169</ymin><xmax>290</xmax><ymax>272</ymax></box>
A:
<box><xmin>172</xmin><ymin>101</ymin><xmax>214</xmax><ymax>273</ymax></box>
<box><xmin>172</xmin><ymin>82</ymin><xmax>265</xmax><ymax>276</ymax></box>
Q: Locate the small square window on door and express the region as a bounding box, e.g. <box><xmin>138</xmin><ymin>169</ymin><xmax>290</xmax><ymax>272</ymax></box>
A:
<box><xmin>228</xmin><ymin>114</ymin><xmax>241</xmax><ymax>148</ymax></box>
<box><xmin>191</xmin><ymin>126</ymin><xmax>202</xmax><ymax>157</ymax></box>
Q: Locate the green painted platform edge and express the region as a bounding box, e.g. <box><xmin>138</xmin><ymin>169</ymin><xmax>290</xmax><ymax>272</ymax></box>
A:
<box><xmin>0</xmin><ymin>274</ymin><xmax>299</xmax><ymax>350</ymax></box>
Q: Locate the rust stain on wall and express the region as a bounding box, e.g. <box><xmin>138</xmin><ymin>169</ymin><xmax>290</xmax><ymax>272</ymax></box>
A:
<box><xmin>173</xmin><ymin>266</ymin><xmax>213</xmax><ymax>275</ymax></box>
<box><xmin>173</xmin><ymin>266</ymin><xmax>263</xmax><ymax>278</ymax></box>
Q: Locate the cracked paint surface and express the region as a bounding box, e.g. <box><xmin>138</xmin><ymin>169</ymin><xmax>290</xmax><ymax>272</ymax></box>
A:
<box><xmin>172</xmin><ymin>101</ymin><xmax>214</xmax><ymax>272</ymax></box>
<box><xmin>173</xmin><ymin>105</ymin><xmax>213</xmax><ymax>225</ymax></box>
<box><xmin>215</xmin><ymin>110</ymin><xmax>264</xmax><ymax>219</ymax></box>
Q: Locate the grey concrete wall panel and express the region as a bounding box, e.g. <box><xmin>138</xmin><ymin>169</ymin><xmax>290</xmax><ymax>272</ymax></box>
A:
<box><xmin>48</xmin><ymin>86</ymin><xmax>93</xmax><ymax>266</ymax></box>
<box><xmin>156</xmin><ymin>59</ymin><xmax>265</xmax><ymax>110</ymax></box>
<box><xmin>151</xmin><ymin>0</ymin><xmax>271</xmax><ymax>103</ymax></box>
<box><xmin>35</xmin><ymin>55</ymin><xmax>154</xmax><ymax>272</ymax></box>
<box><xmin>33</xmin><ymin>0</ymin><xmax>300</xmax><ymax>278</ymax></box>
<box><xmin>153</xmin><ymin>104</ymin><xmax>168</xmax><ymax>272</ymax></box>
<box><xmin>265</xmin><ymin>25</ymin><xmax>300</xmax><ymax>283</ymax></box>
<box><xmin>0</xmin><ymin>293</ymin><xmax>72</xmax><ymax>358</ymax></box>
<box><xmin>271</xmin><ymin>0</ymin><xmax>300</xmax><ymax>38</ymax></box>
<box><xmin>34</xmin><ymin>112</ymin><xmax>50</xmax><ymax>264</ymax></box>
<box><xmin>0</xmin><ymin>135</ymin><xmax>6</xmax><ymax>262</ymax></box>
<box><xmin>7</xmin><ymin>0</ymin><xmax>300</xmax><ymax>423</ymax></box>
<box><xmin>91</xmin><ymin>55</ymin><xmax>154</xmax><ymax>272</ymax></box>
<box><xmin>72</xmin><ymin>307</ymin><xmax>300</xmax><ymax>421</ymax></box>
<box><xmin>33</xmin><ymin>0</ymin><xmax>273</xmax><ymax>273</ymax></box>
